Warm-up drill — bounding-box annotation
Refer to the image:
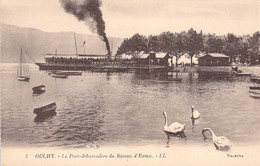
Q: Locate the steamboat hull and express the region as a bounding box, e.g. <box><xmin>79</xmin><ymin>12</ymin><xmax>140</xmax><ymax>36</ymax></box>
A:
<box><xmin>35</xmin><ymin>63</ymin><xmax>91</xmax><ymax>70</ymax></box>
<box><xmin>36</xmin><ymin>62</ymin><xmax>170</xmax><ymax>72</ymax></box>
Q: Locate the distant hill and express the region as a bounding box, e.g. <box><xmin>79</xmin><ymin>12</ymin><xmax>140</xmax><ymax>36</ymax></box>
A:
<box><xmin>0</xmin><ymin>24</ymin><xmax>123</xmax><ymax>63</ymax></box>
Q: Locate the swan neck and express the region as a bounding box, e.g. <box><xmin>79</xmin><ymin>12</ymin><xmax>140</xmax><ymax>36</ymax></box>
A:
<box><xmin>163</xmin><ymin>113</ymin><xmax>168</xmax><ymax>127</ymax></box>
<box><xmin>206</xmin><ymin>128</ymin><xmax>216</xmax><ymax>138</ymax></box>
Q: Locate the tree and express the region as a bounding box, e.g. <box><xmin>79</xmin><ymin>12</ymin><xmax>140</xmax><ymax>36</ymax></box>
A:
<box><xmin>158</xmin><ymin>32</ymin><xmax>185</xmax><ymax>66</ymax></box>
<box><xmin>146</xmin><ymin>35</ymin><xmax>161</xmax><ymax>53</ymax></box>
<box><xmin>238</xmin><ymin>35</ymin><xmax>251</xmax><ymax>64</ymax></box>
<box><xmin>203</xmin><ymin>33</ymin><xmax>224</xmax><ymax>53</ymax></box>
<box><xmin>172</xmin><ymin>32</ymin><xmax>186</xmax><ymax>66</ymax></box>
<box><xmin>116</xmin><ymin>33</ymin><xmax>147</xmax><ymax>58</ymax></box>
<box><xmin>222</xmin><ymin>33</ymin><xmax>243</xmax><ymax>64</ymax></box>
<box><xmin>182</xmin><ymin>28</ymin><xmax>203</xmax><ymax>66</ymax></box>
<box><xmin>246</xmin><ymin>31</ymin><xmax>260</xmax><ymax>65</ymax></box>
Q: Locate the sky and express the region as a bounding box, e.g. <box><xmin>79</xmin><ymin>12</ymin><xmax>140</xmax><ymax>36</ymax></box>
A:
<box><xmin>1</xmin><ymin>0</ymin><xmax>259</xmax><ymax>38</ymax></box>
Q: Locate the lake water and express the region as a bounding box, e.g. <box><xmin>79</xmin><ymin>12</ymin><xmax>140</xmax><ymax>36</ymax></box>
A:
<box><xmin>1</xmin><ymin>63</ymin><xmax>260</xmax><ymax>149</ymax></box>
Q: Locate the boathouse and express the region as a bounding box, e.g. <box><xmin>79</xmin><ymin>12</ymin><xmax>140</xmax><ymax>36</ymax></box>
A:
<box><xmin>198</xmin><ymin>53</ymin><xmax>230</xmax><ymax>66</ymax></box>
<box><xmin>136</xmin><ymin>52</ymin><xmax>170</xmax><ymax>66</ymax></box>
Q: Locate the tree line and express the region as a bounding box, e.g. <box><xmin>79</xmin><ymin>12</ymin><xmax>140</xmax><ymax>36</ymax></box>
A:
<box><xmin>116</xmin><ymin>28</ymin><xmax>260</xmax><ymax>66</ymax></box>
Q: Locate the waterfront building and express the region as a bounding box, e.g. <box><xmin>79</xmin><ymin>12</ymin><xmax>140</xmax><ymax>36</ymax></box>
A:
<box><xmin>136</xmin><ymin>52</ymin><xmax>171</xmax><ymax>66</ymax></box>
<box><xmin>198</xmin><ymin>53</ymin><xmax>230</xmax><ymax>66</ymax></box>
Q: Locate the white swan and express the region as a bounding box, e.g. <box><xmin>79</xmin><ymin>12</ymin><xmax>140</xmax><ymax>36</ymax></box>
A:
<box><xmin>163</xmin><ymin>111</ymin><xmax>186</xmax><ymax>134</ymax></box>
<box><xmin>202</xmin><ymin>128</ymin><xmax>232</xmax><ymax>151</ymax></box>
<box><xmin>191</xmin><ymin>105</ymin><xmax>200</xmax><ymax>119</ymax></box>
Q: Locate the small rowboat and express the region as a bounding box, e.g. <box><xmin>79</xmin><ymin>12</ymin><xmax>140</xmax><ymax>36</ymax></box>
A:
<box><xmin>51</xmin><ymin>74</ymin><xmax>68</xmax><ymax>78</ymax></box>
<box><xmin>249</xmin><ymin>86</ymin><xmax>260</xmax><ymax>90</ymax></box>
<box><xmin>33</xmin><ymin>102</ymin><xmax>57</xmax><ymax>115</ymax></box>
<box><xmin>249</xmin><ymin>90</ymin><xmax>260</xmax><ymax>95</ymax></box>
<box><xmin>32</xmin><ymin>85</ymin><xmax>45</xmax><ymax>94</ymax></box>
<box><xmin>250</xmin><ymin>75</ymin><xmax>260</xmax><ymax>83</ymax></box>
<box><xmin>235</xmin><ymin>73</ymin><xmax>251</xmax><ymax>76</ymax></box>
<box><xmin>49</xmin><ymin>71</ymin><xmax>82</xmax><ymax>76</ymax></box>
<box><xmin>249</xmin><ymin>93</ymin><xmax>260</xmax><ymax>99</ymax></box>
<box><xmin>55</xmin><ymin>71</ymin><xmax>82</xmax><ymax>75</ymax></box>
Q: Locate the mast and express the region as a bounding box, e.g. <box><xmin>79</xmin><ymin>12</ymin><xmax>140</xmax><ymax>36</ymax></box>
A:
<box><xmin>74</xmin><ymin>32</ymin><xmax>78</xmax><ymax>57</ymax></box>
<box><xmin>20</xmin><ymin>47</ymin><xmax>22</xmax><ymax>76</ymax></box>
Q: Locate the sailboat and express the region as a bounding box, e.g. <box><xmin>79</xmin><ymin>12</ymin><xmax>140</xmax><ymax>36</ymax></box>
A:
<box><xmin>17</xmin><ymin>47</ymin><xmax>30</xmax><ymax>81</ymax></box>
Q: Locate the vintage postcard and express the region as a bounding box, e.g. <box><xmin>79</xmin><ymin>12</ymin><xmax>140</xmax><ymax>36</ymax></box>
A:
<box><xmin>1</xmin><ymin>0</ymin><xmax>260</xmax><ymax>165</ymax></box>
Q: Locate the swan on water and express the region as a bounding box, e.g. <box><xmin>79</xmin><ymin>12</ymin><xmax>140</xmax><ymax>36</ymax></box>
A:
<box><xmin>163</xmin><ymin>111</ymin><xmax>186</xmax><ymax>134</ymax></box>
<box><xmin>191</xmin><ymin>105</ymin><xmax>200</xmax><ymax>119</ymax></box>
<box><xmin>202</xmin><ymin>128</ymin><xmax>232</xmax><ymax>151</ymax></box>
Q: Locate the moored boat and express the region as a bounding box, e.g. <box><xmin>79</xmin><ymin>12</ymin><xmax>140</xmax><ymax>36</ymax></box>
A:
<box><xmin>51</xmin><ymin>74</ymin><xmax>68</xmax><ymax>78</ymax></box>
<box><xmin>55</xmin><ymin>71</ymin><xmax>82</xmax><ymax>75</ymax></box>
<box><xmin>249</xmin><ymin>86</ymin><xmax>260</xmax><ymax>90</ymax></box>
<box><xmin>250</xmin><ymin>75</ymin><xmax>260</xmax><ymax>83</ymax></box>
<box><xmin>249</xmin><ymin>86</ymin><xmax>260</xmax><ymax>98</ymax></box>
<box><xmin>18</xmin><ymin>76</ymin><xmax>30</xmax><ymax>81</ymax></box>
<box><xmin>249</xmin><ymin>93</ymin><xmax>260</xmax><ymax>99</ymax></box>
<box><xmin>249</xmin><ymin>90</ymin><xmax>260</xmax><ymax>95</ymax></box>
<box><xmin>33</xmin><ymin>102</ymin><xmax>57</xmax><ymax>115</ymax></box>
<box><xmin>235</xmin><ymin>72</ymin><xmax>251</xmax><ymax>76</ymax></box>
<box><xmin>32</xmin><ymin>85</ymin><xmax>46</xmax><ymax>94</ymax></box>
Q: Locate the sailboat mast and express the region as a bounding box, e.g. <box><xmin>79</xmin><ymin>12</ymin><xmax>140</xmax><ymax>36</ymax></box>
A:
<box><xmin>20</xmin><ymin>47</ymin><xmax>22</xmax><ymax>76</ymax></box>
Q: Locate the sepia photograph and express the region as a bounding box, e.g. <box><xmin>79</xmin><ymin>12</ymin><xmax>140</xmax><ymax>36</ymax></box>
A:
<box><xmin>1</xmin><ymin>0</ymin><xmax>260</xmax><ymax>165</ymax></box>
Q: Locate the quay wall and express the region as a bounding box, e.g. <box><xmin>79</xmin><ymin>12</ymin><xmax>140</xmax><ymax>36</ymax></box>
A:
<box><xmin>197</xmin><ymin>66</ymin><xmax>231</xmax><ymax>73</ymax></box>
<box><xmin>174</xmin><ymin>66</ymin><xmax>232</xmax><ymax>73</ymax></box>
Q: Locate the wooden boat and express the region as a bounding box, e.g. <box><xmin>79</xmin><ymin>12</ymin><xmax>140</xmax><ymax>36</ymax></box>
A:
<box><xmin>51</xmin><ymin>74</ymin><xmax>68</xmax><ymax>78</ymax></box>
<box><xmin>249</xmin><ymin>86</ymin><xmax>260</xmax><ymax>90</ymax></box>
<box><xmin>33</xmin><ymin>102</ymin><xmax>57</xmax><ymax>115</ymax></box>
<box><xmin>249</xmin><ymin>93</ymin><xmax>260</xmax><ymax>99</ymax></box>
<box><xmin>55</xmin><ymin>71</ymin><xmax>82</xmax><ymax>75</ymax></box>
<box><xmin>17</xmin><ymin>47</ymin><xmax>30</xmax><ymax>81</ymax></box>
<box><xmin>235</xmin><ymin>72</ymin><xmax>251</xmax><ymax>76</ymax></box>
<box><xmin>249</xmin><ymin>90</ymin><xmax>260</xmax><ymax>95</ymax></box>
<box><xmin>250</xmin><ymin>75</ymin><xmax>260</xmax><ymax>83</ymax></box>
<box><xmin>249</xmin><ymin>88</ymin><xmax>260</xmax><ymax>98</ymax></box>
<box><xmin>48</xmin><ymin>71</ymin><xmax>82</xmax><ymax>76</ymax></box>
<box><xmin>18</xmin><ymin>76</ymin><xmax>30</xmax><ymax>81</ymax></box>
<box><xmin>32</xmin><ymin>85</ymin><xmax>46</xmax><ymax>94</ymax></box>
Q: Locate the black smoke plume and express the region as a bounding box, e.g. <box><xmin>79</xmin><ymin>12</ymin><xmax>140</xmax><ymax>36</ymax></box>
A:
<box><xmin>60</xmin><ymin>0</ymin><xmax>111</xmax><ymax>55</ymax></box>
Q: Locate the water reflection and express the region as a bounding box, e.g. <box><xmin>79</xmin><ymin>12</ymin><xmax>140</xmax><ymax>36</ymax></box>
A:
<box><xmin>133</xmin><ymin>70</ymin><xmax>183</xmax><ymax>82</ymax></box>
<box><xmin>32</xmin><ymin>91</ymin><xmax>45</xmax><ymax>96</ymax></box>
<box><xmin>34</xmin><ymin>112</ymin><xmax>56</xmax><ymax>122</ymax></box>
<box><xmin>50</xmin><ymin>109</ymin><xmax>105</xmax><ymax>148</ymax></box>
<box><xmin>198</xmin><ymin>72</ymin><xmax>232</xmax><ymax>82</ymax></box>
<box><xmin>191</xmin><ymin>118</ymin><xmax>200</xmax><ymax>135</ymax></box>
<box><xmin>165</xmin><ymin>132</ymin><xmax>187</xmax><ymax>148</ymax></box>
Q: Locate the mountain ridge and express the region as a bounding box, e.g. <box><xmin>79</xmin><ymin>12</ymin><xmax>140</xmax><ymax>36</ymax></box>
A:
<box><xmin>1</xmin><ymin>24</ymin><xmax>123</xmax><ymax>63</ymax></box>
